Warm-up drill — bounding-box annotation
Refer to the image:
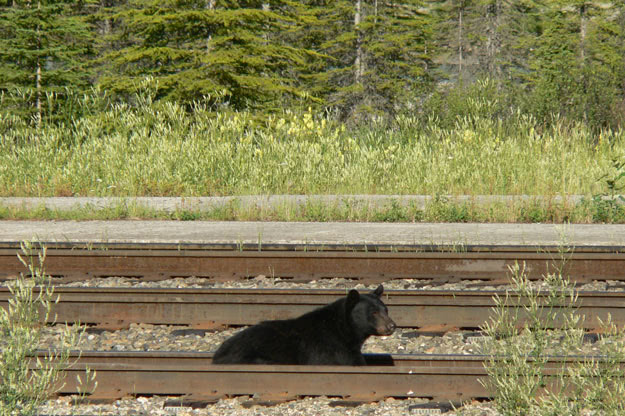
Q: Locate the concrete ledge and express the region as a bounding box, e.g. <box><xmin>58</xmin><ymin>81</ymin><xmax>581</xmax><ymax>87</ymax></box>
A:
<box><xmin>0</xmin><ymin>195</ymin><xmax>608</xmax><ymax>212</ymax></box>
<box><xmin>1</xmin><ymin>220</ymin><xmax>625</xmax><ymax>248</ymax></box>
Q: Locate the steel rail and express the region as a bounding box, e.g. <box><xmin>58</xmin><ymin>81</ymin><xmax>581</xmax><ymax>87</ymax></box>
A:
<box><xmin>44</xmin><ymin>351</ymin><xmax>622</xmax><ymax>402</ymax></box>
<box><xmin>3</xmin><ymin>288</ymin><xmax>625</xmax><ymax>329</ymax></box>
<box><xmin>47</xmin><ymin>351</ymin><xmax>490</xmax><ymax>401</ymax></box>
<box><xmin>1</xmin><ymin>244</ymin><xmax>625</xmax><ymax>282</ymax></box>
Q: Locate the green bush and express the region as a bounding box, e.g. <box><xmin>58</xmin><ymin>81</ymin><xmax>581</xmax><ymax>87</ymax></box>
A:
<box><xmin>482</xmin><ymin>259</ymin><xmax>625</xmax><ymax>415</ymax></box>
<box><xmin>0</xmin><ymin>242</ymin><xmax>95</xmax><ymax>415</ymax></box>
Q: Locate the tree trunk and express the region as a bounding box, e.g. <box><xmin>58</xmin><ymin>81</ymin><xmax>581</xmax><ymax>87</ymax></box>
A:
<box><xmin>458</xmin><ymin>5</ymin><xmax>463</xmax><ymax>80</ymax></box>
<box><xmin>486</xmin><ymin>0</ymin><xmax>501</xmax><ymax>77</ymax></box>
<box><xmin>206</xmin><ymin>0</ymin><xmax>215</xmax><ymax>52</ymax></box>
<box><xmin>580</xmin><ymin>2</ymin><xmax>587</xmax><ymax>122</ymax></box>
<box><xmin>102</xmin><ymin>0</ymin><xmax>111</xmax><ymax>36</ymax></box>
<box><xmin>36</xmin><ymin>0</ymin><xmax>42</xmax><ymax>129</ymax></box>
<box><xmin>262</xmin><ymin>3</ymin><xmax>270</xmax><ymax>43</ymax></box>
<box><xmin>354</xmin><ymin>0</ymin><xmax>363</xmax><ymax>83</ymax></box>
<box><xmin>580</xmin><ymin>3</ymin><xmax>586</xmax><ymax>64</ymax></box>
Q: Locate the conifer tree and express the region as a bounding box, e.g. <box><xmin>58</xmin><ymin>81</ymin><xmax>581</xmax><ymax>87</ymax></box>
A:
<box><xmin>271</xmin><ymin>0</ymin><xmax>330</xmax><ymax>108</ymax></box>
<box><xmin>521</xmin><ymin>0</ymin><xmax>624</xmax><ymax>127</ymax></box>
<box><xmin>100</xmin><ymin>0</ymin><xmax>314</xmax><ymax>110</ymax></box>
<box><xmin>359</xmin><ymin>0</ymin><xmax>433</xmax><ymax>116</ymax></box>
<box><xmin>577</xmin><ymin>1</ymin><xmax>625</xmax><ymax>127</ymax></box>
<box><xmin>0</xmin><ymin>0</ymin><xmax>94</xmax><ymax>125</ymax></box>
<box><xmin>428</xmin><ymin>0</ymin><xmax>480</xmax><ymax>81</ymax></box>
<box><xmin>298</xmin><ymin>0</ymin><xmax>433</xmax><ymax>120</ymax></box>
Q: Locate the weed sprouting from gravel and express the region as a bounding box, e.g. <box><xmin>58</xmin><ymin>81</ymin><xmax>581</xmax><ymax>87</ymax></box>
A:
<box><xmin>0</xmin><ymin>242</ymin><xmax>96</xmax><ymax>415</ymax></box>
<box><xmin>481</xmin><ymin>258</ymin><xmax>625</xmax><ymax>415</ymax></box>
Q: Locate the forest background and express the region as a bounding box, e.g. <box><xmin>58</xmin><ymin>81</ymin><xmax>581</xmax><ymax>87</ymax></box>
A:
<box><xmin>1</xmin><ymin>0</ymin><xmax>624</xmax><ymax>127</ymax></box>
<box><xmin>1</xmin><ymin>0</ymin><xmax>625</xmax><ymax>219</ymax></box>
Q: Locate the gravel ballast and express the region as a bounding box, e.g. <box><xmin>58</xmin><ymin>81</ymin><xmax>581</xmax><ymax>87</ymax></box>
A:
<box><xmin>37</xmin><ymin>395</ymin><xmax>500</xmax><ymax>416</ymax></box>
<box><xmin>19</xmin><ymin>275</ymin><xmax>625</xmax><ymax>292</ymax></box>
<box><xmin>38</xmin><ymin>322</ymin><xmax>605</xmax><ymax>357</ymax></box>
<box><xmin>10</xmin><ymin>275</ymin><xmax>620</xmax><ymax>415</ymax></box>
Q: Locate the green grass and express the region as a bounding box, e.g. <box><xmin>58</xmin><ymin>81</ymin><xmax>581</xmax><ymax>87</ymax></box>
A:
<box><xmin>2</xmin><ymin>95</ymin><xmax>625</xmax><ymax>222</ymax></box>
<box><xmin>1</xmin><ymin>195</ymin><xmax>624</xmax><ymax>223</ymax></box>
<box><xmin>482</xmin><ymin>259</ymin><xmax>625</xmax><ymax>415</ymax></box>
<box><xmin>1</xmin><ymin>100</ymin><xmax>624</xmax><ymax>199</ymax></box>
<box><xmin>1</xmin><ymin>242</ymin><xmax>95</xmax><ymax>414</ymax></box>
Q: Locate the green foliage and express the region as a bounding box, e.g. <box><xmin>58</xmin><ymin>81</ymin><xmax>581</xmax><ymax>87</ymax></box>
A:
<box><xmin>1</xmin><ymin>94</ymin><xmax>624</xmax><ymax>199</ymax></box>
<box><xmin>0</xmin><ymin>242</ymin><xmax>96</xmax><ymax>415</ymax></box>
<box><xmin>586</xmin><ymin>196</ymin><xmax>625</xmax><ymax>223</ymax></box>
<box><xmin>98</xmin><ymin>0</ymin><xmax>317</xmax><ymax>110</ymax></box>
<box><xmin>424</xmin><ymin>195</ymin><xmax>472</xmax><ymax>222</ymax></box>
<box><xmin>0</xmin><ymin>0</ymin><xmax>622</xmax><ymax>124</ymax></box>
<box><xmin>358</xmin><ymin>0</ymin><xmax>433</xmax><ymax>116</ymax></box>
<box><xmin>422</xmin><ymin>78</ymin><xmax>514</xmax><ymax>128</ymax></box>
<box><xmin>482</xmin><ymin>259</ymin><xmax>625</xmax><ymax>415</ymax></box>
<box><xmin>518</xmin><ymin>202</ymin><xmax>549</xmax><ymax>223</ymax></box>
<box><xmin>585</xmin><ymin>157</ymin><xmax>625</xmax><ymax>222</ymax></box>
<box><xmin>0</xmin><ymin>0</ymin><xmax>94</xmax><ymax>124</ymax></box>
<box><xmin>515</xmin><ymin>0</ymin><xmax>625</xmax><ymax>130</ymax></box>
<box><xmin>294</xmin><ymin>0</ymin><xmax>433</xmax><ymax>121</ymax></box>
<box><xmin>372</xmin><ymin>200</ymin><xmax>412</xmax><ymax>222</ymax></box>
<box><xmin>425</xmin><ymin>0</ymin><xmax>625</xmax><ymax>131</ymax></box>
<box><xmin>597</xmin><ymin>157</ymin><xmax>625</xmax><ymax>200</ymax></box>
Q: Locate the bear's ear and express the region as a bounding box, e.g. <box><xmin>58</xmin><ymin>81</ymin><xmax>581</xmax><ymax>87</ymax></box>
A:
<box><xmin>371</xmin><ymin>285</ymin><xmax>384</xmax><ymax>297</ymax></box>
<box><xmin>346</xmin><ymin>289</ymin><xmax>360</xmax><ymax>311</ymax></box>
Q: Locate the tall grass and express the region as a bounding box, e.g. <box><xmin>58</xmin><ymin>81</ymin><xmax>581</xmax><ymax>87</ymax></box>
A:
<box><xmin>1</xmin><ymin>92</ymin><xmax>624</xmax><ymax>198</ymax></box>
<box><xmin>482</xmin><ymin>258</ymin><xmax>625</xmax><ymax>415</ymax></box>
<box><xmin>0</xmin><ymin>242</ymin><xmax>96</xmax><ymax>415</ymax></box>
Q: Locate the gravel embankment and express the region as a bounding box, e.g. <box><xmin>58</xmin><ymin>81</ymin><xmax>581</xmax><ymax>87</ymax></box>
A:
<box><xmin>17</xmin><ymin>275</ymin><xmax>620</xmax><ymax>415</ymax></box>
<box><xmin>42</xmin><ymin>275</ymin><xmax>625</xmax><ymax>292</ymax></box>
<box><xmin>37</xmin><ymin>323</ymin><xmax>604</xmax><ymax>357</ymax></box>
<box><xmin>37</xmin><ymin>395</ymin><xmax>499</xmax><ymax>416</ymax></box>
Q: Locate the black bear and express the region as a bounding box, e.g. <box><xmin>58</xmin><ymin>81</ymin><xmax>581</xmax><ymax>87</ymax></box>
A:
<box><xmin>212</xmin><ymin>285</ymin><xmax>396</xmax><ymax>365</ymax></box>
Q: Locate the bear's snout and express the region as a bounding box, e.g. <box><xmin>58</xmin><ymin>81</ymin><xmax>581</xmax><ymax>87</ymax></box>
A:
<box><xmin>375</xmin><ymin>313</ymin><xmax>396</xmax><ymax>335</ymax></box>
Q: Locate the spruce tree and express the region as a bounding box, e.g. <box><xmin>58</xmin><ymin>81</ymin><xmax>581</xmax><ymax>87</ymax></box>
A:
<box><xmin>428</xmin><ymin>0</ymin><xmax>481</xmax><ymax>81</ymax></box>
<box><xmin>299</xmin><ymin>0</ymin><xmax>433</xmax><ymax>120</ymax></box>
<box><xmin>0</xmin><ymin>0</ymin><xmax>94</xmax><ymax>125</ymax></box>
<box><xmin>100</xmin><ymin>0</ymin><xmax>315</xmax><ymax>110</ymax></box>
<box><xmin>520</xmin><ymin>0</ymin><xmax>624</xmax><ymax>128</ymax></box>
<box><xmin>359</xmin><ymin>0</ymin><xmax>433</xmax><ymax>117</ymax></box>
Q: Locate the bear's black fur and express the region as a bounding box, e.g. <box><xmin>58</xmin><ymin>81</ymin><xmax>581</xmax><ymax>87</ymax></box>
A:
<box><xmin>212</xmin><ymin>285</ymin><xmax>396</xmax><ymax>365</ymax></box>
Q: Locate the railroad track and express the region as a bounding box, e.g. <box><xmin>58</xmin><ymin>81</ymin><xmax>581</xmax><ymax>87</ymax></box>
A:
<box><xmin>1</xmin><ymin>243</ymin><xmax>625</xmax><ymax>282</ymax></box>
<box><xmin>3</xmin><ymin>242</ymin><xmax>623</xmax><ymax>404</ymax></box>
<box><xmin>3</xmin><ymin>287</ymin><xmax>625</xmax><ymax>330</ymax></box>
<box><xmin>15</xmin><ymin>286</ymin><xmax>625</xmax><ymax>403</ymax></box>
<box><xmin>44</xmin><ymin>351</ymin><xmax>611</xmax><ymax>402</ymax></box>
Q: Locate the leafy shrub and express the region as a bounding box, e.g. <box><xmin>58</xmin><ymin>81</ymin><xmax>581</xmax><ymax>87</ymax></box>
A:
<box><xmin>482</xmin><ymin>259</ymin><xmax>625</xmax><ymax>415</ymax></box>
<box><xmin>0</xmin><ymin>242</ymin><xmax>95</xmax><ymax>415</ymax></box>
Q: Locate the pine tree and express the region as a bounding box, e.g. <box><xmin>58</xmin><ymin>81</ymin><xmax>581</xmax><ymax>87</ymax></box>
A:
<box><xmin>0</xmin><ymin>0</ymin><xmax>94</xmax><ymax>125</ymax></box>
<box><xmin>429</xmin><ymin>0</ymin><xmax>481</xmax><ymax>81</ymax></box>
<box><xmin>523</xmin><ymin>1</ymin><xmax>579</xmax><ymax>118</ymax></box>
<box><xmin>268</xmin><ymin>0</ymin><xmax>326</xmax><ymax>109</ymax></box>
<box><xmin>359</xmin><ymin>0</ymin><xmax>433</xmax><ymax>116</ymax></box>
<box><xmin>578</xmin><ymin>1</ymin><xmax>625</xmax><ymax>127</ymax></box>
<box><xmin>99</xmin><ymin>0</ymin><xmax>315</xmax><ymax>110</ymax></box>
<box><xmin>298</xmin><ymin>0</ymin><xmax>433</xmax><ymax>120</ymax></box>
<box><xmin>520</xmin><ymin>0</ymin><xmax>624</xmax><ymax>127</ymax></box>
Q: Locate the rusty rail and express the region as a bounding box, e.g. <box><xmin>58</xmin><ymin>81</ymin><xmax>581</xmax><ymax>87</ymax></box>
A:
<box><xmin>46</xmin><ymin>351</ymin><xmax>623</xmax><ymax>402</ymax></box>
<box><xmin>5</xmin><ymin>242</ymin><xmax>622</xmax><ymax>404</ymax></box>
<box><xmin>48</xmin><ymin>352</ymin><xmax>489</xmax><ymax>401</ymax></box>
<box><xmin>1</xmin><ymin>244</ymin><xmax>625</xmax><ymax>282</ymax></box>
<box><xmin>3</xmin><ymin>288</ymin><xmax>625</xmax><ymax>330</ymax></box>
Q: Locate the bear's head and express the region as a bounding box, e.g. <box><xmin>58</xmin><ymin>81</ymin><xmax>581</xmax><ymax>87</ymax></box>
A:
<box><xmin>346</xmin><ymin>285</ymin><xmax>396</xmax><ymax>337</ymax></box>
